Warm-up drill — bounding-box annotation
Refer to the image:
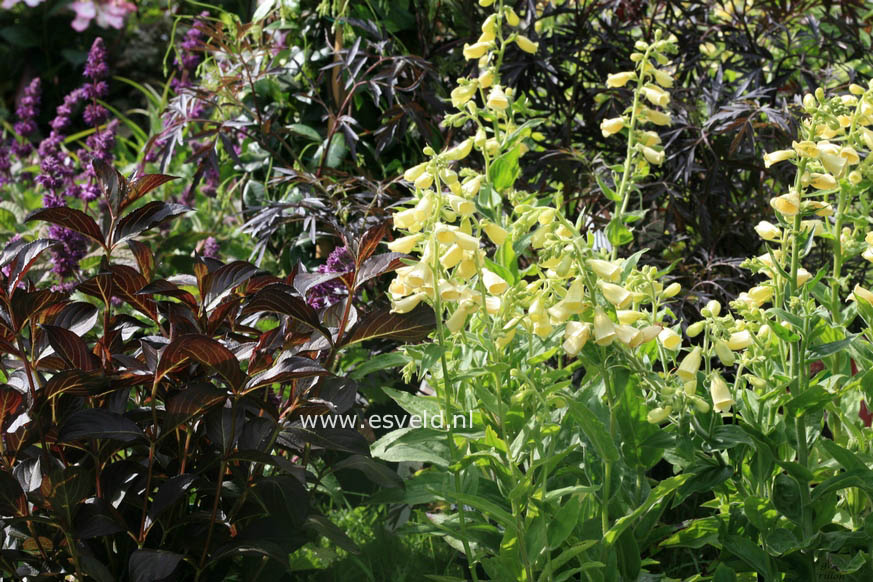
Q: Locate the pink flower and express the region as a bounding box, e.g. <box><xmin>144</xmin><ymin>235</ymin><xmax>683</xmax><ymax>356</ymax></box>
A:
<box><xmin>2</xmin><ymin>0</ymin><xmax>45</xmax><ymax>8</ymax></box>
<box><xmin>70</xmin><ymin>0</ymin><xmax>136</xmax><ymax>32</ymax></box>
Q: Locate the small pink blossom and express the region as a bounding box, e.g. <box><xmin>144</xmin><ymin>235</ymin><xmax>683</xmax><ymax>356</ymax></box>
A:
<box><xmin>69</xmin><ymin>0</ymin><xmax>136</xmax><ymax>32</ymax></box>
<box><xmin>1</xmin><ymin>0</ymin><xmax>45</xmax><ymax>8</ymax></box>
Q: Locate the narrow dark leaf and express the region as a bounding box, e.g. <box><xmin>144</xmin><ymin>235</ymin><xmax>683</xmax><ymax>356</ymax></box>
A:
<box><xmin>355</xmin><ymin>220</ymin><xmax>391</xmax><ymax>267</ymax></box>
<box><xmin>43</xmin><ymin>370</ymin><xmax>113</xmax><ymax>399</ymax></box>
<box><xmin>128</xmin><ymin>550</ymin><xmax>183</xmax><ymax>582</ymax></box>
<box><xmin>113</xmin><ymin>202</ymin><xmax>189</xmax><ymax>247</ymax></box>
<box><xmin>244</xmin><ymin>355</ymin><xmax>328</xmax><ymax>393</ymax></box>
<box><xmin>42</xmin><ymin>325</ymin><xmax>98</xmax><ymax>371</ymax></box>
<box><xmin>203</xmin><ymin>260</ymin><xmax>259</xmax><ymax>310</ymax></box>
<box><xmin>26</xmin><ymin>207</ymin><xmax>104</xmax><ymax>247</ymax></box>
<box><xmin>341</xmin><ymin>304</ymin><xmax>435</xmax><ymax>346</ymax></box>
<box><xmin>51</xmin><ymin>301</ymin><xmax>100</xmax><ymax>337</ymax></box>
<box><xmin>93</xmin><ymin>159</ymin><xmax>125</xmax><ymax>213</ymax></box>
<box><xmin>123</xmin><ymin>173</ymin><xmax>178</xmax><ymax>210</ymax></box>
<box><xmin>157</xmin><ymin>334</ymin><xmax>244</xmax><ymax>391</ymax></box>
<box><xmin>10</xmin><ymin>290</ymin><xmax>67</xmax><ymax>332</ymax></box>
<box><xmin>355</xmin><ymin>252</ymin><xmax>406</xmax><ymax>289</ymax></box>
<box><xmin>332</xmin><ymin>454</ymin><xmax>402</xmax><ymax>488</ymax></box>
<box><xmin>241</xmin><ymin>284</ymin><xmax>331</xmax><ymax>340</ymax></box>
<box><xmin>128</xmin><ymin>239</ymin><xmax>155</xmax><ymax>280</ymax></box>
<box><xmin>74</xmin><ymin>498</ymin><xmax>125</xmax><ymax>539</ymax></box>
<box><xmin>146</xmin><ymin>474</ymin><xmax>197</xmax><ymax>528</ymax></box>
<box><xmin>3</xmin><ymin>239</ymin><xmax>58</xmax><ymax>293</ymax></box>
<box><xmin>59</xmin><ymin>409</ymin><xmax>145</xmax><ymax>443</ymax></box>
<box><xmin>280</xmin><ymin>425</ymin><xmax>370</xmax><ymax>455</ymax></box>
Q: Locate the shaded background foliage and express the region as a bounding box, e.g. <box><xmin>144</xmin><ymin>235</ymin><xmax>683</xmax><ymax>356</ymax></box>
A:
<box><xmin>2</xmin><ymin>0</ymin><xmax>873</xmax><ymax>578</ymax></box>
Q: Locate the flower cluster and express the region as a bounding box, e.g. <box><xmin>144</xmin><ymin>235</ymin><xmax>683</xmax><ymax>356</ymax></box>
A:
<box><xmin>32</xmin><ymin>38</ymin><xmax>118</xmax><ymax>278</ymax></box>
<box><xmin>70</xmin><ymin>0</ymin><xmax>136</xmax><ymax>32</ymax></box>
<box><xmin>307</xmin><ymin>246</ymin><xmax>353</xmax><ymax>309</ymax></box>
<box><xmin>0</xmin><ymin>77</ymin><xmax>42</xmax><ymax>185</ymax></box>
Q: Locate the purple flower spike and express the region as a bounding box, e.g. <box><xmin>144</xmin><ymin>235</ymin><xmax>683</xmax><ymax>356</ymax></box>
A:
<box><xmin>307</xmin><ymin>246</ymin><xmax>353</xmax><ymax>309</ymax></box>
<box><xmin>202</xmin><ymin>237</ymin><xmax>220</xmax><ymax>258</ymax></box>
<box><xmin>12</xmin><ymin>78</ymin><xmax>41</xmax><ymax>156</ymax></box>
<box><xmin>84</xmin><ymin>38</ymin><xmax>109</xmax><ymax>81</ymax></box>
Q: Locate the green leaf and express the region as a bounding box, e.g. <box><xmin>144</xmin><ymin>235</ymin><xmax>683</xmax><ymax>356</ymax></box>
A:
<box><xmin>713</xmin><ymin>563</ymin><xmax>737</xmax><ymax>582</ymax></box>
<box><xmin>489</xmin><ymin>146</ymin><xmax>522</xmax><ymax>192</ymax></box>
<box><xmin>786</xmin><ymin>386</ymin><xmax>832</xmax><ymax>417</ymax></box>
<box><xmin>766</xmin><ymin>317</ymin><xmax>801</xmax><ymax>342</ymax></box>
<box><xmin>606</xmin><ymin>218</ymin><xmax>633</xmax><ymax>248</ymax></box>
<box><xmin>604</xmin><ymin>474</ymin><xmax>691</xmax><ymax>545</ymax></box>
<box><xmin>772</xmin><ymin>474</ymin><xmax>803</xmax><ymax>523</ymax></box>
<box><xmin>809</xmin><ymin>336</ymin><xmax>855</xmax><ymax>358</ymax></box>
<box><xmin>382</xmin><ymin>386</ymin><xmax>443</xmax><ymax>420</ymax></box>
<box><xmin>659</xmin><ymin>516</ymin><xmax>720</xmax><ymax>549</ymax></box>
<box><xmin>548</xmin><ymin>495</ymin><xmax>581</xmax><ymax>549</ymax></box>
<box><xmin>566</xmin><ymin>400</ymin><xmax>619</xmax><ymax>462</ymax></box>
<box><xmin>348</xmin><ymin>352</ymin><xmax>409</xmax><ymax>381</ymax></box>
<box><xmin>595</xmin><ymin>172</ymin><xmax>621</xmax><ymax>202</ymax></box>
<box><xmin>287</xmin><ymin>123</ymin><xmax>321</xmax><ymax>142</ymax></box>
<box><xmin>723</xmin><ymin>534</ymin><xmax>773</xmax><ymax>578</ymax></box>
<box><xmin>371</xmin><ymin>428</ymin><xmax>452</xmax><ymax>466</ymax></box>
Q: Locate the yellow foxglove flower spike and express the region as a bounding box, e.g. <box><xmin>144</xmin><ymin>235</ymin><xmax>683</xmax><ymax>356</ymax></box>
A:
<box><xmin>593</xmin><ymin>309</ymin><xmax>617</xmax><ymax>346</ymax></box>
<box><xmin>601</xmin><ymin>117</ymin><xmax>625</xmax><ymax>137</ymax></box>
<box><xmin>770</xmin><ymin>191</ymin><xmax>800</xmax><ymax>216</ymax></box>
<box><xmin>487</xmin><ymin>86</ymin><xmax>509</xmax><ymax>110</ymax></box>
<box><xmin>762</xmin><ymin>149</ymin><xmax>795</xmax><ymax>168</ymax></box>
<box><xmin>677</xmin><ymin>346</ymin><xmax>702</xmax><ymax>381</ymax></box>
<box><xmin>658</xmin><ymin>327</ymin><xmax>681</xmax><ymax>350</ymax></box>
<box><xmin>515</xmin><ymin>35</ymin><xmax>538</xmax><ymax>54</ymax></box>
<box><xmin>387</xmin><ymin>234</ymin><xmax>423</xmax><ymax>254</ymax></box>
<box><xmin>482</xmin><ymin>268</ymin><xmax>508</xmax><ymax>295</ymax></box>
<box><xmin>463</xmin><ymin>42</ymin><xmax>490</xmax><ymax>60</ymax></box>
<box><xmin>727</xmin><ymin>330</ymin><xmax>753</xmax><ymax>350</ymax></box>
<box><xmin>710</xmin><ymin>372</ymin><xmax>735</xmax><ymax>413</ymax></box>
<box><xmin>598</xmin><ymin>281</ymin><xmax>632</xmax><ymax>308</ymax></box>
<box><xmin>754</xmin><ymin>220</ymin><xmax>781</xmax><ymax>241</ymax></box>
<box><xmin>647</xmin><ymin>406</ymin><xmax>672</xmax><ymax>424</ymax></box>
<box><xmin>606</xmin><ymin>71</ymin><xmax>635</xmax><ymax>88</ymax></box>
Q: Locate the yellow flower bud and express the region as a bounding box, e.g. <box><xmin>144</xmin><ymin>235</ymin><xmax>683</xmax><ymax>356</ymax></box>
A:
<box><xmin>447</xmin><ymin>195</ymin><xmax>474</xmax><ymax>216</ymax></box>
<box><xmin>615</xmin><ymin>324</ymin><xmax>640</xmax><ymax>346</ymax></box>
<box><xmin>482</xmin><ymin>268</ymin><xmax>508</xmax><ymax>295</ymax></box>
<box><xmin>631</xmin><ymin>325</ymin><xmax>662</xmax><ymax>348</ymax></box>
<box><xmin>393</xmin><ymin>208</ymin><xmax>421</xmax><ymax>232</ymax></box>
<box><xmin>796</xmin><ymin>267</ymin><xmax>812</xmax><ymax>286</ymax></box>
<box><xmin>714</xmin><ymin>340</ymin><xmax>735</xmax><ymax>366</ymax></box>
<box><xmin>677</xmin><ymin>346</ymin><xmax>702</xmax><ymax>382</ymax></box>
<box><xmin>446</xmin><ymin>303</ymin><xmax>472</xmax><ymax>333</ymax></box>
<box><xmin>505</xmin><ymin>7</ymin><xmax>520</xmax><ymax>26</ymax></box>
<box><xmin>403</xmin><ymin>162</ymin><xmax>428</xmax><ymax>182</ymax></box>
<box><xmin>515</xmin><ymin>35</ymin><xmax>538</xmax><ymax>54</ymax></box>
<box><xmin>453</xmin><ymin>231</ymin><xmax>480</xmax><ymax>251</ymax></box>
<box><xmin>754</xmin><ymin>220</ymin><xmax>781</xmax><ymax>241</ymax></box>
<box><xmin>849</xmin><ymin>170</ymin><xmax>862</xmax><ymax>185</ymax></box>
<box><xmin>588</xmin><ymin>259</ymin><xmax>621</xmax><ymax>282</ymax></box>
<box><xmin>641</xmin><ymin>85</ymin><xmax>670</xmax><ymax>107</ymax></box>
<box><xmin>727</xmin><ymin>330</ymin><xmax>752</xmax><ymax>350</ymax></box>
<box><xmin>792</xmin><ymin>140</ymin><xmax>819</xmax><ymax>158</ymax></box>
<box><xmin>854</xmin><ymin>284</ymin><xmax>873</xmax><ymax>304</ymax></box>
<box><xmin>593</xmin><ymin>309</ymin><xmax>617</xmax><ymax>346</ymax></box>
<box><xmin>606</xmin><ymin>71</ymin><xmax>636</xmax><ymax>88</ymax></box>
<box><xmin>641</xmin><ymin>145</ymin><xmax>665</xmax><ymax>165</ymax></box>
<box><xmin>617</xmin><ymin>310</ymin><xmax>645</xmax><ymax>325</ymax></box>
<box><xmin>686</xmin><ymin>320</ymin><xmax>705</xmax><ymax>338</ymax></box>
<box><xmin>387</xmin><ymin>233</ymin><xmax>423</xmax><ymax>254</ymax></box>
<box><xmin>637</xmin><ymin>130</ymin><xmax>661</xmax><ymax>146</ymax></box>
<box><xmin>393</xmin><ymin>292</ymin><xmax>426</xmax><ymax>314</ymax></box>
<box><xmin>703</xmin><ymin>299</ymin><xmax>721</xmax><ymax>317</ymax></box>
<box><xmin>763</xmin><ymin>149</ymin><xmax>795</xmax><ymax>168</ymax></box>
<box><xmin>479</xmin><ymin>0</ymin><xmax>494</xmax><ymax>5</ymax></box>
<box><xmin>487</xmin><ymin>86</ymin><xmax>509</xmax><ymax>110</ymax></box>
<box><xmin>748</xmin><ymin>285</ymin><xmax>773</xmax><ymax>306</ymax></box>
<box><xmin>478</xmin><ymin>69</ymin><xmax>494</xmax><ymax>89</ymax></box>
<box><xmin>770</xmin><ymin>191</ymin><xmax>800</xmax><ymax>216</ymax></box>
<box><xmin>647</xmin><ymin>406</ymin><xmax>672</xmax><ymax>424</ymax></box>
<box><xmin>663</xmin><ymin>282</ymin><xmax>681</xmax><ymax>298</ymax></box>
<box><xmin>496</xmin><ymin>327</ymin><xmax>516</xmax><ymax>349</ymax></box>
<box><xmin>463</xmin><ymin>42</ymin><xmax>490</xmax><ymax>60</ymax></box>
<box><xmin>414</xmin><ymin>171</ymin><xmax>434</xmax><ymax>190</ymax></box>
<box><xmin>600</xmin><ymin>117</ymin><xmax>625</xmax><ymax>137</ymax></box>
<box><xmin>461</xmin><ymin>175</ymin><xmax>482</xmax><ymax>198</ymax></box>
<box><xmin>450</xmin><ymin>83</ymin><xmax>477</xmax><ymax>108</ymax></box>
<box><xmin>457</xmin><ymin>258</ymin><xmax>477</xmax><ymax>278</ymax></box>
<box><xmin>444</xmin><ymin>138</ymin><xmax>473</xmax><ymax>161</ymax></box>
<box><xmin>483</xmin><ymin>222</ymin><xmax>508</xmax><ymax>246</ymax></box>
<box><xmin>440</xmin><ymin>244</ymin><xmax>463</xmax><ymax>269</ymax></box>
<box><xmin>598</xmin><ymin>281</ymin><xmax>632</xmax><ymax>308</ymax></box>
<box><xmin>652</xmin><ymin>68</ymin><xmax>674</xmax><ymax>88</ymax></box>
<box><xmin>809</xmin><ymin>172</ymin><xmax>836</xmax><ymax>190</ymax></box>
<box><xmin>563</xmin><ymin>321</ymin><xmax>591</xmax><ymax>356</ymax></box>
<box><xmin>658</xmin><ymin>327</ymin><xmax>681</xmax><ymax>350</ymax></box>
<box><xmin>710</xmin><ymin>372</ymin><xmax>734</xmax><ymax>413</ymax></box>
<box><xmin>642</xmin><ymin>107</ymin><xmax>671</xmax><ymax>126</ymax></box>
